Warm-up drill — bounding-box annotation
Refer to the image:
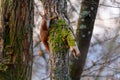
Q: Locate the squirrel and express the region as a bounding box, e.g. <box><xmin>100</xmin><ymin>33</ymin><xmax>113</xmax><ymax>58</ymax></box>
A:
<box><xmin>40</xmin><ymin>9</ymin><xmax>57</xmax><ymax>53</ymax></box>
<box><xmin>40</xmin><ymin>9</ymin><xmax>50</xmax><ymax>53</ymax></box>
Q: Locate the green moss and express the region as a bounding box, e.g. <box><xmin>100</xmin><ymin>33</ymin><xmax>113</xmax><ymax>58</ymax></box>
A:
<box><xmin>49</xmin><ymin>19</ymin><xmax>76</xmax><ymax>53</ymax></box>
<box><xmin>67</xmin><ymin>33</ymin><xmax>76</xmax><ymax>46</ymax></box>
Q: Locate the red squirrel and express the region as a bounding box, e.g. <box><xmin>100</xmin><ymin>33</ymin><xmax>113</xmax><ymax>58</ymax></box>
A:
<box><xmin>40</xmin><ymin>9</ymin><xmax>57</xmax><ymax>53</ymax></box>
<box><xmin>40</xmin><ymin>10</ymin><xmax>50</xmax><ymax>53</ymax></box>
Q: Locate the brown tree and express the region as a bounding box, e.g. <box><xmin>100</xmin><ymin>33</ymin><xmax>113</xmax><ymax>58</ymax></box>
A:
<box><xmin>0</xmin><ymin>0</ymin><xmax>33</xmax><ymax>80</ymax></box>
<box><xmin>70</xmin><ymin>0</ymin><xmax>100</xmax><ymax>80</ymax></box>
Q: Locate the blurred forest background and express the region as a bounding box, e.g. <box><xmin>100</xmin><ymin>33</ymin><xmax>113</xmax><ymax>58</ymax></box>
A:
<box><xmin>0</xmin><ymin>0</ymin><xmax>120</xmax><ymax>80</ymax></box>
<box><xmin>33</xmin><ymin>0</ymin><xmax>120</xmax><ymax>80</ymax></box>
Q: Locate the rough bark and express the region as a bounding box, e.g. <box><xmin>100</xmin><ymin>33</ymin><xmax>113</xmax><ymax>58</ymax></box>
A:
<box><xmin>49</xmin><ymin>20</ymin><xmax>74</xmax><ymax>80</ymax></box>
<box><xmin>0</xmin><ymin>0</ymin><xmax>33</xmax><ymax>80</ymax></box>
<box><xmin>70</xmin><ymin>0</ymin><xmax>100</xmax><ymax>80</ymax></box>
<box><xmin>42</xmin><ymin>0</ymin><xmax>74</xmax><ymax>80</ymax></box>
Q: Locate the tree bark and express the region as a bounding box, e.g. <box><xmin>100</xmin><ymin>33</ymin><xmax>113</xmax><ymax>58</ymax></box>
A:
<box><xmin>0</xmin><ymin>0</ymin><xmax>3</xmax><ymax>56</ymax></box>
<box><xmin>0</xmin><ymin>0</ymin><xmax>33</xmax><ymax>80</ymax></box>
<box><xmin>49</xmin><ymin>22</ymin><xmax>73</xmax><ymax>80</ymax></box>
<box><xmin>70</xmin><ymin>0</ymin><xmax>100</xmax><ymax>80</ymax></box>
<box><xmin>41</xmin><ymin>0</ymin><xmax>74</xmax><ymax>80</ymax></box>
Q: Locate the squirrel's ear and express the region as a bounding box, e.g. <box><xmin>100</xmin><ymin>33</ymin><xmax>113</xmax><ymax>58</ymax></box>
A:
<box><xmin>44</xmin><ymin>9</ymin><xmax>47</xmax><ymax>14</ymax></box>
<box><xmin>43</xmin><ymin>7</ymin><xmax>48</xmax><ymax>16</ymax></box>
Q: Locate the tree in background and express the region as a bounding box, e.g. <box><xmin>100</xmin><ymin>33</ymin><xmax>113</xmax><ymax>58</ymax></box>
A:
<box><xmin>0</xmin><ymin>0</ymin><xmax>33</xmax><ymax>80</ymax></box>
<box><xmin>70</xmin><ymin>0</ymin><xmax>99</xmax><ymax>79</ymax></box>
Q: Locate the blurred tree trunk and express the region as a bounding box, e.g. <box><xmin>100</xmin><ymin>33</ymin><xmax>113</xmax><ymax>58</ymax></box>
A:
<box><xmin>0</xmin><ymin>0</ymin><xmax>3</xmax><ymax>56</ymax></box>
<box><xmin>70</xmin><ymin>0</ymin><xmax>100</xmax><ymax>80</ymax></box>
<box><xmin>0</xmin><ymin>0</ymin><xmax>33</xmax><ymax>80</ymax></box>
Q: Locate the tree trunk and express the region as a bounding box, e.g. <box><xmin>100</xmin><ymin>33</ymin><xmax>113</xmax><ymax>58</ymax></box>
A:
<box><xmin>0</xmin><ymin>0</ymin><xmax>3</xmax><ymax>56</ymax></box>
<box><xmin>49</xmin><ymin>22</ymin><xmax>72</xmax><ymax>80</ymax></box>
<box><xmin>41</xmin><ymin>0</ymin><xmax>74</xmax><ymax>80</ymax></box>
<box><xmin>70</xmin><ymin>0</ymin><xmax>100</xmax><ymax>80</ymax></box>
<box><xmin>0</xmin><ymin>0</ymin><xmax>33</xmax><ymax>80</ymax></box>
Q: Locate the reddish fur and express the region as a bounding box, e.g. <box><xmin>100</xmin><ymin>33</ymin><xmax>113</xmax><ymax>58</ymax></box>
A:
<box><xmin>40</xmin><ymin>10</ymin><xmax>50</xmax><ymax>53</ymax></box>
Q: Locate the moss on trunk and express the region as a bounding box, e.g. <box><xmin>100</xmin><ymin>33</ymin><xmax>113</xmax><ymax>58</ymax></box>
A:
<box><xmin>49</xmin><ymin>18</ymin><xmax>77</xmax><ymax>80</ymax></box>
